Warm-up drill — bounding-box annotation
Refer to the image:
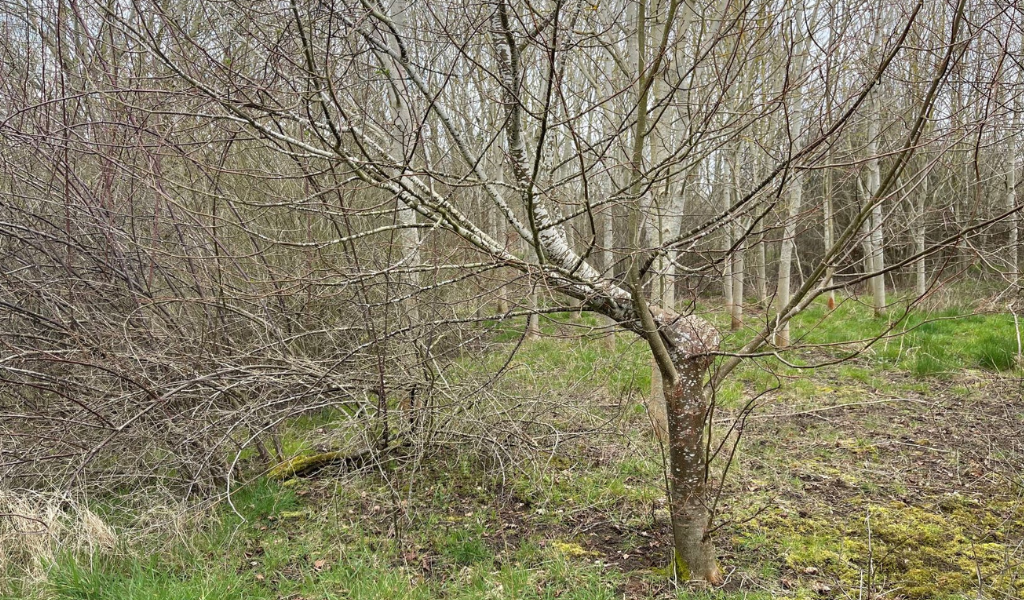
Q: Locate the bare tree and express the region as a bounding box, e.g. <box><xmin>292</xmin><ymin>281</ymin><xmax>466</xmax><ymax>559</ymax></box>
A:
<box><xmin>3</xmin><ymin>0</ymin><xmax>1020</xmax><ymax>583</ymax></box>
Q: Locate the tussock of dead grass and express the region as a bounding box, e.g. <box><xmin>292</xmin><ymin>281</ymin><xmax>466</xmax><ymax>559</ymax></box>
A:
<box><xmin>0</xmin><ymin>490</ymin><xmax>117</xmax><ymax>593</ymax></box>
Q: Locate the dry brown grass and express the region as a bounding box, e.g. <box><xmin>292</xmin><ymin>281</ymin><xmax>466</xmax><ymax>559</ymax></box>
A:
<box><xmin>0</xmin><ymin>491</ymin><xmax>118</xmax><ymax>594</ymax></box>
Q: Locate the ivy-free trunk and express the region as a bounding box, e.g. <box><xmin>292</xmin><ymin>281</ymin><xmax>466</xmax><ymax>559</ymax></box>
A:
<box><xmin>649</xmin><ymin>312</ymin><xmax>723</xmax><ymax>583</ymax></box>
<box><xmin>664</xmin><ymin>359</ymin><xmax>722</xmax><ymax>582</ymax></box>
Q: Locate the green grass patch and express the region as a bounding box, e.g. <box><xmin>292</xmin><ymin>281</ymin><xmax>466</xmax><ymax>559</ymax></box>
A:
<box><xmin>790</xmin><ymin>296</ymin><xmax>1020</xmax><ymax>376</ymax></box>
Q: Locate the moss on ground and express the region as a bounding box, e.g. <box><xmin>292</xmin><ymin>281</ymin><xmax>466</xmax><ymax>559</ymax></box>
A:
<box><xmin>266</xmin><ymin>451</ymin><xmax>345</xmax><ymax>480</ymax></box>
<box><xmin>736</xmin><ymin>497</ymin><xmax>1024</xmax><ymax>599</ymax></box>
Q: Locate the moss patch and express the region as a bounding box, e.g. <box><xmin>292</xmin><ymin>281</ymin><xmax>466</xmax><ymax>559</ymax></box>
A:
<box><xmin>266</xmin><ymin>451</ymin><xmax>344</xmax><ymax>480</ymax></box>
<box><xmin>737</xmin><ymin>498</ymin><xmax>1024</xmax><ymax>599</ymax></box>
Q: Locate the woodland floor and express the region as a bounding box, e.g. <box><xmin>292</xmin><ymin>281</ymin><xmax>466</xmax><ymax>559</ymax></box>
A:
<box><xmin>9</xmin><ymin>301</ymin><xmax>1024</xmax><ymax>600</ymax></box>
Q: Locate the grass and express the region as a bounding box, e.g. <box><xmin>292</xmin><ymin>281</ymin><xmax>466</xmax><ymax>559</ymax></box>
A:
<box><xmin>4</xmin><ymin>295</ymin><xmax>1023</xmax><ymax>600</ymax></box>
<box><xmin>471</xmin><ymin>311</ymin><xmax>654</xmax><ymax>396</ymax></box>
<box><xmin>29</xmin><ymin>476</ymin><xmax>645</xmax><ymax>600</ymax></box>
<box><xmin>789</xmin><ymin>295</ymin><xmax>1020</xmax><ymax>376</ymax></box>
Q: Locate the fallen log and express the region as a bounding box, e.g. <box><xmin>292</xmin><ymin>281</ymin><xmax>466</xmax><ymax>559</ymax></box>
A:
<box><xmin>266</xmin><ymin>442</ymin><xmax>407</xmax><ymax>480</ymax></box>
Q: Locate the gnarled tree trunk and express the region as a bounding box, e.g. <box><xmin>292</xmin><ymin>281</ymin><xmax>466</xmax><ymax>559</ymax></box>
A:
<box><xmin>653</xmin><ymin>311</ymin><xmax>722</xmax><ymax>582</ymax></box>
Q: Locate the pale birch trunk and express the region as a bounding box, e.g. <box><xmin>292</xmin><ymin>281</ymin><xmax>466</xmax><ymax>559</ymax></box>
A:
<box><xmin>1008</xmin><ymin>72</ymin><xmax>1021</xmax><ymax>287</ymax></box>
<box><xmin>755</xmin><ymin>235</ymin><xmax>768</xmax><ymax>308</ymax></box>
<box><xmin>858</xmin><ymin>174</ymin><xmax>872</xmax><ymax>273</ymax></box>
<box><xmin>648</xmin><ymin>170</ymin><xmax>688</xmax><ymax>444</ymax></box>
<box><xmin>648</xmin><ymin>84</ymin><xmax>681</xmax><ymax>444</ymax></box>
<box><xmin>731</xmin><ymin>218</ymin><xmax>746</xmax><ymax>330</ymax></box>
<box><xmin>823</xmin><ymin>150</ymin><xmax>836</xmax><ymax>310</ymax></box>
<box><xmin>775</xmin><ymin>174</ymin><xmax>801</xmax><ymax>347</ymax></box>
<box><xmin>1008</xmin><ymin>162</ymin><xmax>1020</xmax><ymax>287</ymax></box>
<box><xmin>492</xmin><ymin>160</ymin><xmax>511</xmax><ymax>314</ymax></box>
<box><xmin>865</xmin><ymin>88</ymin><xmax>886</xmax><ymax>316</ymax></box>
<box><xmin>730</xmin><ymin>146</ymin><xmax>745</xmax><ymax>330</ymax></box>
<box><xmin>599</xmin><ymin>202</ymin><xmax>617</xmax><ymax>348</ymax></box>
<box><xmin>526</xmin><ymin>310</ymin><xmax>541</xmax><ymax>338</ymax></box>
<box><xmin>380</xmin><ymin>0</ymin><xmax>423</xmax><ymax>437</ymax></box>
<box><xmin>386</xmin><ymin>3</ymin><xmax>421</xmax><ymax>327</ymax></box>
<box><xmin>915</xmin><ymin>170</ymin><xmax>928</xmax><ymax>297</ymax></box>
<box><xmin>773</xmin><ymin>3</ymin><xmax>812</xmax><ymax>346</ymax></box>
<box><xmin>597</xmin><ymin>52</ymin><xmax>620</xmax><ymax>349</ymax></box>
<box><xmin>720</xmin><ymin>155</ymin><xmax>734</xmax><ymax>320</ymax></box>
<box><xmin>634</xmin><ymin>0</ymin><xmax>670</xmax><ymax>445</ymax></box>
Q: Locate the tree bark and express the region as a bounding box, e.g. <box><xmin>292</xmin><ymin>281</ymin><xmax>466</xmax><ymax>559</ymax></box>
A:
<box><xmin>755</xmin><ymin>236</ymin><xmax>768</xmax><ymax>309</ymax></box>
<box><xmin>865</xmin><ymin>59</ymin><xmax>887</xmax><ymax>316</ymax></box>
<box><xmin>731</xmin><ymin>224</ymin><xmax>745</xmax><ymax>331</ymax></box>
<box><xmin>720</xmin><ymin>154</ymin><xmax>734</xmax><ymax>321</ymax></box>
<box><xmin>384</xmin><ymin>1</ymin><xmax>422</xmax><ymax>327</ymax></box>
<box><xmin>730</xmin><ymin>151</ymin><xmax>745</xmax><ymax>330</ymax></box>
<box><xmin>824</xmin><ymin>149</ymin><xmax>836</xmax><ymax>310</ymax></box>
<box><xmin>773</xmin><ymin>3</ymin><xmax>813</xmax><ymax>345</ymax></box>
<box><xmin>775</xmin><ymin>173</ymin><xmax>800</xmax><ymax>347</ymax></box>
<box><xmin>599</xmin><ymin>204</ymin><xmax>618</xmax><ymax>349</ymax></box>
<box><xmin>1008</xmin><ymin>69</ymin><xmax>1020</xmax><ymax>287</ymax></box>
<box><xmin>916</xmin><ymin>169</ymin><xmax>928</xmax><ymax>297</ymax></box>
<box><xmin>655</xmin><ymin>314</ymin><xmax>722</xmax><ymax>582</ymax></box>
<box><xmin>649</xmin><ymin>364</ymin><xmax>669</xmax><ymax>443</ymax></box>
